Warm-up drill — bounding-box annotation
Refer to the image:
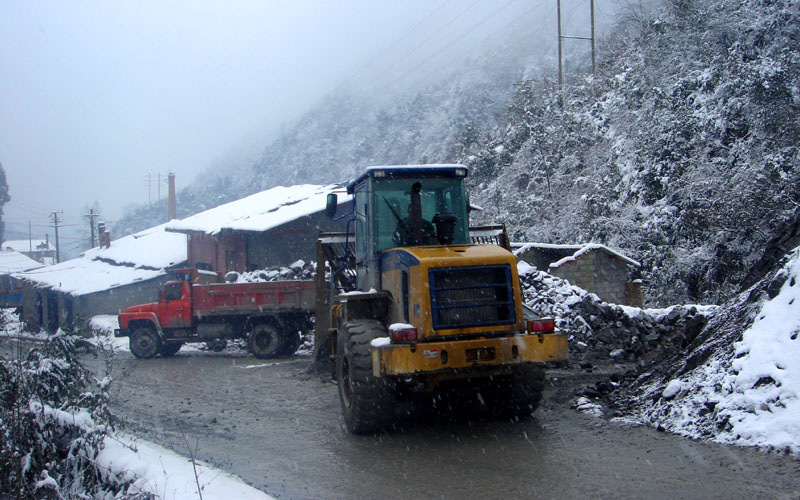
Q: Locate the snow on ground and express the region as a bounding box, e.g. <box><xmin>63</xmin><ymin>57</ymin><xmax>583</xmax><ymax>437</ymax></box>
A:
<box><xmin>88</xmin><ymin>315</ymin><xmax>252</xmax><ymax>355</ymax></box>
<box><xmin>1</xmin><ymin>311</ymin><xmax>276</xmax><ymax>499</ymax></box>
<box><xmin>0</xmin><ymin>308</ymin><xmax>48</xmax><ymax>340</ymax></box>
<box><xmin>99</xmin><ymin>434</ymin><xmax>274</xmax><ymax>500</ymax></box>
<box><xmin>633</xmin><ymin>247</ymin><xmax>800</xmax><ymax>454</ymax></box>
<box><xmin>88</xmin><ymin>315</ymin><xmax>129</xmax><ymax>350</ymax></box>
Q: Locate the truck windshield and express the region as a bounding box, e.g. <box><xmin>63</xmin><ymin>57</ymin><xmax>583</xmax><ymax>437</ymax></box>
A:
<box><xmin>372</xmin><ymin>177</ymin><xmax>469</xmax><ymax>252</ymax></box>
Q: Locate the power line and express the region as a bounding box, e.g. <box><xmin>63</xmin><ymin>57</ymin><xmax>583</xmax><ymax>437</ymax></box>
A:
<box><xmin>399</xmin><ymin>0</ymin><xmax>550</xmax><ymax>90</ymax></box>
<box><xmin>359</xmin><ymin>0</ymin><xmax>486</xmax><ymax>90</ymax></box>
<box><xmin>375</xmin><ymin>0</ymin><xmax>520</xmax><ymax>93</ymax></box>
<box><xmin>332</xmin><ymin>0</ymin><xmax>453</xmax><ymax>93</ymax></box>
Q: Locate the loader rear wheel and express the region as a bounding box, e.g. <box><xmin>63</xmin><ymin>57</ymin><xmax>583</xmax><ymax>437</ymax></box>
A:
<box><xmin>337</xmin><ymin>320</ymin><xmax>395</xmax><ymax>434</ymax></box>
<box><xmin>483</xmin><ymin>365</ymin><xmax>545</xmax><ymax>418</ymax></box>
<box><xmin>130</xmin><ymin>327</ymin><xmax>162</xmax><ymax>359</ymax></box>
<box><xmin>248</xmin><ymin>323</ymin><xmax>283</xmax><ymax>359</ymax></box>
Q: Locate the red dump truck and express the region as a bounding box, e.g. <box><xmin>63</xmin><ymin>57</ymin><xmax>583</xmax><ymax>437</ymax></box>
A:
<box><xmin>115</xmin><ymin>269</ymin><xmax>315</xmax><ymax>359</ymax></box>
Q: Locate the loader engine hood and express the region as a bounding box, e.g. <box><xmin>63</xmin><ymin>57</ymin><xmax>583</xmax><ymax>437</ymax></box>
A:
<box><xmin>380</xmin><ymin>244</ymin><xmax>526</xmax><ymax>336</ymax></box>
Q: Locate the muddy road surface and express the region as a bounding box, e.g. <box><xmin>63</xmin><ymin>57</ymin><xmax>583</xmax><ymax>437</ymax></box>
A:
<box><xmin>104</xmin><ymin>350</ymin><xmax>799</xmax><ymax>500</ymax></box>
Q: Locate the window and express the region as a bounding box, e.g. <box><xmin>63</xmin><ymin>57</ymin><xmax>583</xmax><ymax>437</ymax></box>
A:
<box><xmin>371</xmin><ymin>177</ymin><xmax>469</xmax><ymax>252</ymax></box>
<box><xmin>164</xmin><ymin>283</ymin><xmax>183</xmax><ymax>301</ymax></box>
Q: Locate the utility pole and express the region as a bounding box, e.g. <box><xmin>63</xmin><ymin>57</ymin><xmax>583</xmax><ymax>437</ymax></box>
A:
<box><xmin>557</xmin><ymin>0</ymin><xmax>563</xmax><ymax>87</ymax></box>
<box><xmin>168</xmin><ymin>172</ymin><xmax>177</xmax><ymax>220</ymax></box>
<box><xmin>591</xmin><ymin>0</ymin><xmax>596</xmax><ymax>76</ymax></box>
<box><xmin>145</xmin><ymin>173</ymin><xmax>153</xmax><ymax>207</ymax></box>
<box><xmin>49</xmin><ymin>211</ymin><xmax>63</xmax><ymax>263</ymax></box>
<box><xmin>557</xmin><ymin>0</ymin><xmax>596</xmax><ymax>88</ymax></box>
<box><xmin>85</xmin><ymin>208</ymin><xmax>99</xmax><ymax>248</ymax></box>
<box><xmin>28</xmin><ymin>221</ymin><xmax>32</xmax><ymax>253</ymax></box>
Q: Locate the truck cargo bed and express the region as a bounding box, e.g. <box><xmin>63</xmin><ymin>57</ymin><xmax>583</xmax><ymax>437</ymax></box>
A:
<box><xmin>191</xmin><ymin>280</ymin><xmax>316</xmax><ymax>316</ymax></box>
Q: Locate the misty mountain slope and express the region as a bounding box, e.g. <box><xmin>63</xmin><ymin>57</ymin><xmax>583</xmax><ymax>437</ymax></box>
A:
<box><xmin>115</xmin><ymin>0</ymin><xmax>799</xmax><ymax>308</ymax></box>
<box><xmin>113</xmin><ymin>46</ymin><xmax>531</xmax><ymax>236</ymax></box>
<box><xmin>237</xmin><ymin>55</ymin><xmax>531</xmax><ymax>194</ymax></box>
<box><xmin>464</xmin><ymin>0</ymin><xmax>800</xmax><ymax>305</ymax></box>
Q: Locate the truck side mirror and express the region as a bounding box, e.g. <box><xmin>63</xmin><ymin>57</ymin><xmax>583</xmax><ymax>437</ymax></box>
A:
<box><xmin>326</xmin><ymin>193</ymin><xmax>338</xmax><ymax>219</ymax></box>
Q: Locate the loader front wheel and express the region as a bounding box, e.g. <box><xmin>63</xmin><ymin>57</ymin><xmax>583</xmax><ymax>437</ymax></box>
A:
<box><xmin>483</xmin><ymin>365</ymin><xmax>545</xmax><ymax>418</ymax></box>
<box><xmin>337</xmin><ymin>320</ymin><xmax>395</xmax><ymax>434</ymax></box>
<box><xmin>130</xmin><ymin>327</ymin><xmax>162</xmax><ymax>359</ymax></box>
<box><xmin>248</xmin><ymin>323</ymin><xmax>283</xmax><ymax>359</ymax></box>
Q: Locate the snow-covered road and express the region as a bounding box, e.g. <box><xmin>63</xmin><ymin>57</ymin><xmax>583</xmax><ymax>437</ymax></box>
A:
<box><xmin>104</xmin><ymin>351</ymin><xmax>800</xmax><ymax>500</ymax></box>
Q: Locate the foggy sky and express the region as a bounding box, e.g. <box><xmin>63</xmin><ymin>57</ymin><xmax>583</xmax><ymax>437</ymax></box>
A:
<box><xmin>0</xmin><ymin>0</ymin><xmax>609</xmax><ymax>257</ymax></box>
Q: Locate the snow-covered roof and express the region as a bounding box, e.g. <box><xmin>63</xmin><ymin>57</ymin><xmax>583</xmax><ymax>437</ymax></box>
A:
<box><xmin>13</xmin><ymin>223</ymin><xmax>186</xmax><ymax>296</ymax></box>
<box><xmin>2</xmin><ymin>239</ymin><xmax>54</xmax><ymax>252</ymax></box>
<box><xmin>513</xmin><ymin>242</ymin><xmax>640</xmax><ymax>268</ymax></box>
<box><xmin>0</xmin><ymin>250</ymin><xmax>43</xmax><ymax>274</ymax></box>
<box><xmin>165</xmin><ymin>184</ymin><xmax>344</xmax><ymax>236</ymax></box>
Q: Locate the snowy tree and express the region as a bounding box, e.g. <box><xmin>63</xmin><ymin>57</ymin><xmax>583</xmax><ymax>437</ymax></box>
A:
<box><xmin>0</xmin><ymin>162</ymin><xmax>9</xmax><ymax>244</ymax></box>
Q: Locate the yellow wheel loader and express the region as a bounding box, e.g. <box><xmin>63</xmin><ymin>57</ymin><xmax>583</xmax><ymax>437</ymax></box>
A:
<box><xmin>314</xmin><ymin>165</ymin><xmax>567</xmax><ymax>433</ymax></box>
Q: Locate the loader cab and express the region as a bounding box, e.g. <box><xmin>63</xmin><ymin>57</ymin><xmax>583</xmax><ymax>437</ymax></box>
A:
<box><xmin>343</xmin><ymin>165</ymin><xmax>471</xmax><ymax>290</ymax></box>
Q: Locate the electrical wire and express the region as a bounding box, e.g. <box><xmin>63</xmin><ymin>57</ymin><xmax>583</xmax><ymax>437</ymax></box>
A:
<box><xmin>398</xmin><ymin>0</ymin><xmax>551</xmax><ymax>89</ymax></box>
<box><xmin>331</xmin><ymin>0</ymin><xmax>453</xmax><ymax>93</ymax></box>
<box><xmin>374</xmin><ymin>0</ymin><xmax>521</xmax><ymax>92</ymax></box>
<box><xmin>359</xmin><ymin>0</ymin><xmax>486</xmax><ymax>89</ymax></box>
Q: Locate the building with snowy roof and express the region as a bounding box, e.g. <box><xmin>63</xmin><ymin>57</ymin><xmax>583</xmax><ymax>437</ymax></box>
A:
<box><xmin>2</xmin><ymin>238</ymin><xmax>57</xmax><ymax>264</ymax></box>
<box><xmin>513</xmin><ymin>242</ymin><xmax>643</xmax><ymax>306</ymax></box>
<box><xmin>14</xmin><ymin>223</ymin><xmax>187</xmax><ymax>332</ymax></box>
<box><xmin>165</xmin><ymin>184</ymin><xmax>351</xmax><ymax>274</ymax></box>
<box><xmin>0</xmin><ymin>249</ymin><xmax>44</xmax><ymax>308</ymax></box>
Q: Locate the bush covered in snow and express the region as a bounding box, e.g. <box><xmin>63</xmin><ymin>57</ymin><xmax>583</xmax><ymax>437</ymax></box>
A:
<box><xmin>0</xmin><ymin>331</ymin><xmax>146</xmax><ymax>498</ymax></box>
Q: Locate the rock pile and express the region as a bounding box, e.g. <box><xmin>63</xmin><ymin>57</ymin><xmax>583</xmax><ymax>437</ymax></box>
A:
<box><xmin>518</xmin><ymin>265</ymin><xmax>717</xmax><ymax>367</ymax></box>
<box><xmin>226</xmin><ymin>259</ymin><xmax>319</xmax><ymax>283</ymax></box>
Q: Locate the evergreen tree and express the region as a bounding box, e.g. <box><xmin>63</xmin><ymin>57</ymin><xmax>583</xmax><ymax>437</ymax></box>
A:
<box><xmin>0</xmin><ymin>163</ymin><xmax>10</xmax><ymax>244</ymax></box>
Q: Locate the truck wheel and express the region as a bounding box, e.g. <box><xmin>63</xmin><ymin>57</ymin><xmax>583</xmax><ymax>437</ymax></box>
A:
<box><xmin>161</xmin><ymin>342</ymin><xmax>183</xmax><ymax>357</ymax></box>
<box><xmin>247</xmin><ymin>323</ymin><xmax>283</xmax><ymax>359</ymax></box>
<box><xmin>483</xmin><ymin>365</ymin><xmax>545</xmax><ymax>418</ymax></box>
<box><xmin>337</xmin><ymin>320</ymin><xmax>395</xmax><ymax>434</ymax></box>
<box><xmin>130</xmin><ymin>327</ymin><xmax>162</xmax><ymax>359</ymax></box>
<box><xmin>279</xmin><ymin>330</ymin><xmax>302</xmax><ymax>357</ymax></box>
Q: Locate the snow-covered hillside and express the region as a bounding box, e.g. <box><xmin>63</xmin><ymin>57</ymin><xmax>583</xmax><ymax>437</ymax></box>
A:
<box><xmin>616</xmin><ymin>246</ymin><xmax>800</xmax><ymax>454</ymax></box>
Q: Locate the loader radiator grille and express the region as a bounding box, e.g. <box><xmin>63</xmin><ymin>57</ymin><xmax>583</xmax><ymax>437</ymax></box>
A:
<box><xmin>429</xmin><ymin>265</ymin><xmax>515</xmax><ymax>329</ymax></box>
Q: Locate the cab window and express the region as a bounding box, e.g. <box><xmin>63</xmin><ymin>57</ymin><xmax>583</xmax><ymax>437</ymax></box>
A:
<box><xmin>164</xmin><ymin>283</ymin><xmax>184</xmax><ymax>301</ymax></box>
<box><xmin>371</xmin><ymin>177</ymin><xmax>469</xmax><ymax>252</ymax></box>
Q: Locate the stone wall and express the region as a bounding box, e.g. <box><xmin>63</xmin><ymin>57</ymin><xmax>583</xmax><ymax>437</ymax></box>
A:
<box><xmin>549</xmin><ymin>251</ymin><xmax>632</xmax><ymax>305</ymax></box>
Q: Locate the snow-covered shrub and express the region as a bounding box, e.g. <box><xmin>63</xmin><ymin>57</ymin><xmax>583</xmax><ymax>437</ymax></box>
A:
<box><xmin>0</xmin><ymin>332</ymin><xmax>144</xmax><ymax>498</ymax></box>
